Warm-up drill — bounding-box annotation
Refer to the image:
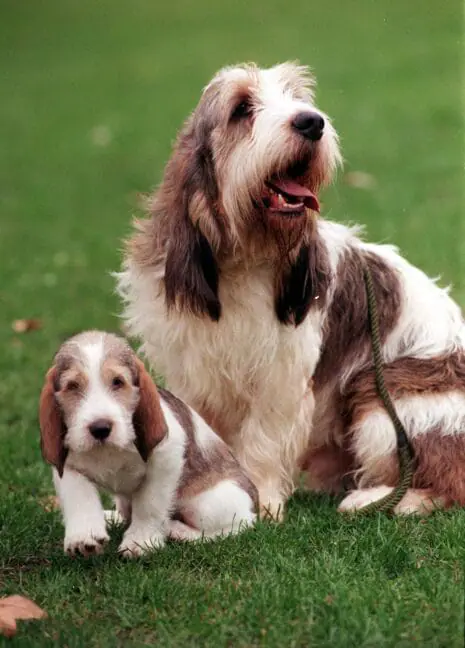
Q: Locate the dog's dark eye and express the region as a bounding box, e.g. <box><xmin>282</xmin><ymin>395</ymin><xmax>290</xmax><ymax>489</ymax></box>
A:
<box><xmin>112</xmin><ymin>376</ymin><xmax>125</xmax><ymax>390</ymax></box>
<box><xmin>231</xmin><ymin>99</ymin><xmax>252</xmax><ymax>121</ymax></box>
<box><xmin>65</xmin><ymin>380</ymin><xmax>79</xmax><ymax>392</ymax></box>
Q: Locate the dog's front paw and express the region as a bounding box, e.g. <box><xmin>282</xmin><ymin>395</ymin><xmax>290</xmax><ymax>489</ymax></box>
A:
<box><xmin>118</xmin><ymin>527</ymin><xmax>165</xmax><ymax>558</ymax></box>
<box><xmin>64</xmin><ymin>527</ymin><xmax>110</xmax><ymax>557</ymax></box>
<box><xmin>337</xmin><ymin>486</ymin><xmax>393</xmax><ymax>513</ymax></box>
<box><xmin>259</xmin><ymin>496</ymin><xmax>285</xmax><ymax>522</ymax></box>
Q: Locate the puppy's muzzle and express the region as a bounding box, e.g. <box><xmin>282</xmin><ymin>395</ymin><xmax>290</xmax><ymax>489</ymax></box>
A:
<box><xmin>89</xmin><ymin>419</ymin><xmax>113</xmax><ymax>441</ymax></box>
<box><xmin>292</xmin><ymin>111</ymin><xmax>325</xmax><ymax>141</ymax></box>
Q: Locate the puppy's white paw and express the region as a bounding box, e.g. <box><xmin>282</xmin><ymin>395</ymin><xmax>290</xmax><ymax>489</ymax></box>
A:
<box><xmin>338</xmin><ymin>486</ymin><xmax>393</xmax><ymax>513</ymax></box>
<box><xmin>118</xmin><ymin>527</ymin><xmax>165</xmax><ymax>557</ymax></box>
<box><xmin>64</xmin><ymin>527</ymin><xmax>109</xmax><ymax>557</ymax></box>
<box><xmin>168</xmin><ymin>520</ymin><xmax>202</xmax><ymax>542</ymax></box>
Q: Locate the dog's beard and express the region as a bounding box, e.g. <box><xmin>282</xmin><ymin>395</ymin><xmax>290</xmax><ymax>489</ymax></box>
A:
<box><xmin>237</xmin><ymin>149</ymin><xmax>320</xmax><ymax>254</ymax></box>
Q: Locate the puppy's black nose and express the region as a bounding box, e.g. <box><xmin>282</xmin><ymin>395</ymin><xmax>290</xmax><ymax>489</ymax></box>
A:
<box><xmin>89</xmin><ymin>419</ymin><xmax>112</xmax><ymax>440</ymax></box>
<box><xmin>292</xmin><ymin>111</ymin><xmax>325</xmax><ymax>141</ymax></box>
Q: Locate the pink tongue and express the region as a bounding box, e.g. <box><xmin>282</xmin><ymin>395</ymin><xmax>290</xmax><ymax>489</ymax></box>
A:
<box><xmin>271</xmin><ymin>179</ymin><xmax>320</xmax><ymax>212</ymax></box>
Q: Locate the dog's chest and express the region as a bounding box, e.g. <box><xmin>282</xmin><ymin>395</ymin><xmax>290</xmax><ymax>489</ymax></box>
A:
<box><xmin>68</xmin><ymin>448</ymin><xmax>146</xmax><ymax>495</ymax></box>
<box><xmin>160</xmin><ymin>265</ymin><xmax>324</xmax><ymax>402</ymax></box>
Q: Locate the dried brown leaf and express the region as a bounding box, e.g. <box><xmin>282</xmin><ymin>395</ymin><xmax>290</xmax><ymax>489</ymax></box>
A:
<box><xmin>0</xmin><ymin>596</ymin><xmax>47</xmax><ymax>637</ymax></box>
<box><xmin>344</xmin><ymin>170</ymin><xmax>376</xmax><ymax>189</ymax></box>
<box><xmin>90</xmin><ymin>124</ymin><xmax>113</xmax><ymax>147</ymax></box>
<box><xmin>38</xmin><ymin>495</ymin><xmax>60</xmax><ymax>512</ymax></box>
<box><xmin>12</xmin><ymin>319</ymin><xmax>42</xmax><ymax>334</ymax></box>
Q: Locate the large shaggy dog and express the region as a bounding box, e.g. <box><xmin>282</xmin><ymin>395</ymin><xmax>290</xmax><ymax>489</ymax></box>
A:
<box><xmin>117</xmin><ymin>62</ymin><xmax>465</xmax><ymax>518</ymax></box>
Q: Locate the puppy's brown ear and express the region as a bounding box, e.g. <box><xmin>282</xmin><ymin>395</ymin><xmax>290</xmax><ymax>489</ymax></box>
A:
<box><xmin>39</xmin><ymin>367</ymin><xmax>68</xmax><ymax>477</ymax></box>
<box><xmin>133</xmin><ymin>359</ymin><xmax>168</xmax><ymax>461</ymax></box>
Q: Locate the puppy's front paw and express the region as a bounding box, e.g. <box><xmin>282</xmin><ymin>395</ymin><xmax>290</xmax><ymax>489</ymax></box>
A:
<box><xmin>64</xmin><ymin>527</ymin><xmax>109</xmax><ymax>557</ymax></box>
<box><xmin>118</xmin><ymin>527</ymin><xmax>165</xmax><ymax>558</ymax></box>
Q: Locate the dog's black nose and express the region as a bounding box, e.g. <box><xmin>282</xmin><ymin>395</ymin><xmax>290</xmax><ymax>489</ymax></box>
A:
<box><xmin>89</xmin><ymin>419</ymin><xmax>113</xmax><ymax>440</ymax></box>
<box><xmin>292</xmin><ymin>111</ymin><xmax>325</xmax><ymax>141</ymax></box>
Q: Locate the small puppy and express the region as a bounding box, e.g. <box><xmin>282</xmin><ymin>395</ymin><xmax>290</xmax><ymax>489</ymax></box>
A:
<box><xmin>39</xmin><ymin>331</ymin><xmax>257</xmax><ymax>557</ymax></box>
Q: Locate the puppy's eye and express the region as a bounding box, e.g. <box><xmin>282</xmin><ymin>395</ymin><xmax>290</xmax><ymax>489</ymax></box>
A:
<box><xmin>111</xmin><ymin>376</ymin><xmax>125</xmax><ymax>390</ymax></box>
<box><xmin>231</xmin><ymin>99</ymin><xmax>252</xmax><ymax>121</ymax></box>
<box><xmin>65</xmin><ymin>380</ymin><xmax>80</xmax><ymax>392</ymax></box>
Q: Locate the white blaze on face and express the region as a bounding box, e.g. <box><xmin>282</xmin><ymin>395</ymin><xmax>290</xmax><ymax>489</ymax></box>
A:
<box><xmin>216</xmin><ymin>63</ymin><xmax>341</xmax><ymax>222</ymax></box>
<box><xmin>253</xmin><ymin>65</ymin><xmax>317</xmax><ymax>144</ymax></box>
<box><xmin>64</xmin><ymin>337</ymin><xmax>136</xmax><ymax>453</ymax></box>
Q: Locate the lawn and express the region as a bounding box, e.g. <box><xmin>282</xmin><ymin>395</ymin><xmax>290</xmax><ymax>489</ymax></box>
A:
<box><xmin>1</xmin><ymin>0</ymin><xmax>464</xmax><ymax>645</ymax></box>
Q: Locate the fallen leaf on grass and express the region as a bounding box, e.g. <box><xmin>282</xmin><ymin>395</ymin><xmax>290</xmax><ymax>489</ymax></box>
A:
<box><xmin>38</xmin><ymin>495</ymin><xmax>60</xmax><ymax>512</ymax></box>
<box><xmin>90</xmin><ymin>124</ymin><xmax>113</xmax><ymax>147</ymax></box>
<box><xmin>344</xmin><ymin>171</ymin><xmax>376</xmax><ymax>189</ymax></box>
<box><xmin>11</xmin><ymin>319</ymin><xmax>42</xmax><ymax>334</ymax></box>
<box><xmin>324</xmin><ymin>594</ymin><xmax>334</xmax><ymax>605</ymax></box>
<box><xmin>0</xmin><ymin>596</ymin><xmax>47</xmax><ymax>637</ymax></box>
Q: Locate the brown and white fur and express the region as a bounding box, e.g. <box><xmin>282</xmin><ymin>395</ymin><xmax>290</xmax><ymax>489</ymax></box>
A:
<box><xmin>39</xmin><ymin>331</ymin><xmax>257</xmax><ymax>557</ymax></box>
<box><xmin>117</xmin><ymin>62</ymin><xmax>465</xmax><ymax>518</ymax></box>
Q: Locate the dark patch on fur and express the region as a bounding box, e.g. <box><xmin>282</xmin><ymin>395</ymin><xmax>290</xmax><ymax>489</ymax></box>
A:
<box><xmin>163</xmin><ymin>112</ymin><xmax>222</xmax><ymax>321</ymax></box>
<box><xmin>159</xmin><ymin>388</ymin><xmax>258</xmax><ymax>509</ymax></box>
<box><xmin>165</xmin><ymin>220</ymin><xmax>221</xmax><ymax>321</ymax></box>
<box><xmin>157</xmin><ymin>387</ymin><xmax>211</xmax><ymax>490</ymax></box>
<box><xmin>158</xmin><ymin>387</ymin><xmax>196</xmax><ymax>438</ymax></box>
<box><xmin>275</xmin><ymin>238</ymin><xmax>332</xmax><ymax>327</ymax></box>
<box><xmin>343</xmin><ymin>351</ymin><xmax>465</xmax><ymax>426</ymax></box>
<box><xmin>314</xmin><ymin>249</ymin><xmax>402</xmax><ymax>386</ymax></box>
<box><xmin>132</xmin><ymin>358</ymin><xmax>168</xmax><ymax>461</ymax></box>
<box><xmin>411</xmin><ymin>432</ymin><xmax>465</xmax><ymax>505</ymax></box>
<box><xmin>39</xmin><ymin>367</ymin><xmax>69</xmax><ymax>477</ymax></box>
<box><xmin>301</xmin><ymin>442</ymin><xmax>355</xmax><ymax>494</ymax></box>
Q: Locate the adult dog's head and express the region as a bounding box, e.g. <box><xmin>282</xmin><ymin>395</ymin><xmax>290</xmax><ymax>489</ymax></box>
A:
<box><xmin>133</xmin><ymin>62</ymin><xmax>341</xmax><ymax>325</ymax></box>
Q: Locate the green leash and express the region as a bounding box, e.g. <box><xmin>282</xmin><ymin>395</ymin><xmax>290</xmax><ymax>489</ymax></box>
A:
<box><xmin>354</xmin><ymin>264</ymin><xmax>415</xmax><ymax>515</ymax></box>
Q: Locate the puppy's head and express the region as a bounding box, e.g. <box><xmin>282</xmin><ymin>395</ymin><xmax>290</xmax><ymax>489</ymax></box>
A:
<box><xmin>39</xmin><ymin>331</ymin><xmax>167</xmax><ymax>476</ymax></box>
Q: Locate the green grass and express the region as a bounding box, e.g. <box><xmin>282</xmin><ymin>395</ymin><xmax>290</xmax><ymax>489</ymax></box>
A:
<box><xmin>1</xmin><ymin>0</ymin><xmax>464</xmax><ymax>645</ymax></box>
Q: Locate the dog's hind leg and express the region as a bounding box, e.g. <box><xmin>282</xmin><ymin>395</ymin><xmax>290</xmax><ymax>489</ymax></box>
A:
<box><xmin>340</xmin><ymin>382</ymin><xmax>465</xmax><ymax>514</ymax></box>
<box><xmin>338</xmin><ymin>486</ymin><xmax>446</xmax><ymax>515</ymax></box>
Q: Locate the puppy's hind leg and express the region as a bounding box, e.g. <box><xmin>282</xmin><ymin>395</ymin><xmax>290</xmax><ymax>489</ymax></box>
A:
<box><xmin>168</xmin><ymin>520</ymin><xmax>203</xmax><ymax>541</ymax></box>
<box><xmin>175</xmin><ymin>479</ymin><xmax>257</xmax><ymax>541</ymax></box>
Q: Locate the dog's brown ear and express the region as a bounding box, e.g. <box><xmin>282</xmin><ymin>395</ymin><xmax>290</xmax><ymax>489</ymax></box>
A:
<box><xmin>162</xmin><ymin>116</ymin><xmax>222</xmax><ymax>322</ymax></box>
<box><xmin>133</xmin><ymin>358</ymin><xmax>168</xmax><ymax>461</ymax></box>
<box><xmin>39</xmin><ymin>367</ymin><xmax>68</xmax><ymax>477</ymax></box>
<box><xmin>165</xmin><ymin>217</ymin><xmax>221</xmax><ymax>321</ymax></box>
<box><xmin>275</xmin><ymin>242</ymin><xmax>331</xmax><ymax>327</ymax></box>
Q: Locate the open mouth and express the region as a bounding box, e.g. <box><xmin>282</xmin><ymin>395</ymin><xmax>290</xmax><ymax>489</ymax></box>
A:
<box><xmin>262</xmin><ymin>161</ymin><xmax>319</xmax><ymax>217</ymax></box>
